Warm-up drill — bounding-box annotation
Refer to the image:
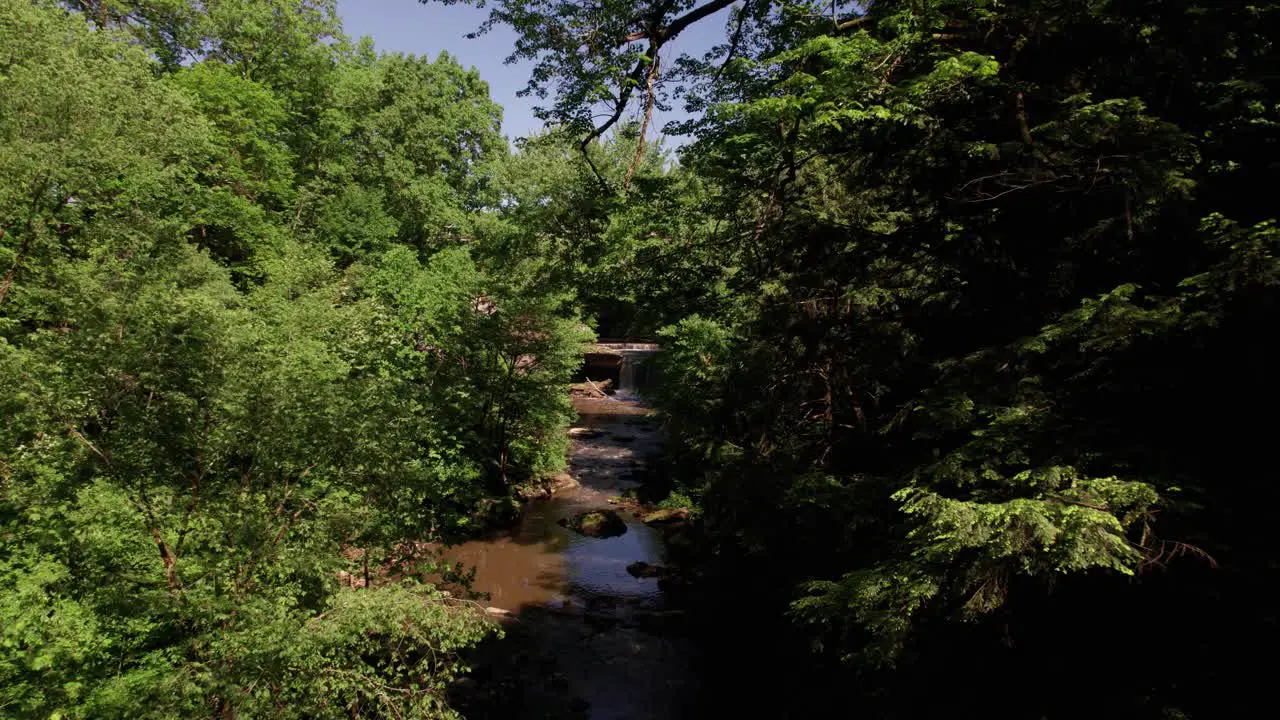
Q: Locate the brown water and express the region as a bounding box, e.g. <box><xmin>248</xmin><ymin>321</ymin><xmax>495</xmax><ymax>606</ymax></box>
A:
<box><xmin>446</xmin><ymin>396</ymin><xmax>695</xmax><ymax>719</ymax></box>
<box><xmin>445</xmin><ymin>397</ymin><xmax>667</xmax><ymax>613</ymax></box>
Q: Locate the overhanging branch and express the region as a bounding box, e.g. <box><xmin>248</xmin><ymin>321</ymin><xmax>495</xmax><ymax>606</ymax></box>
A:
<box><xmin>623</xmin><ymin>0</ymin><xmax>738</xmax><ymax>43</ymax></box>
<box><xmin>583</xmin><ymin>0</ymin><xmax>739</xmax><ymax>191</ymax></box>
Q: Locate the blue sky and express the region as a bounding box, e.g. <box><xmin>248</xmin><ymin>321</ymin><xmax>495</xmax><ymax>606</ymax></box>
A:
<box><xmin>336</xmin><ymin>0</ymin><xmax>728</xmax><ymax>144</ymax></box>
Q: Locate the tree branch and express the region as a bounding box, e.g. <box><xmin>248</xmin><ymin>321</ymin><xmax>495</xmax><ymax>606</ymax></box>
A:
<box><xmin>68</xmin><ymin>427</ymin><xmax>111</xmax><ymax>466</ymax></box>
<box><xmin>713</xmin><ymin>7</ymin><xmax>748</xmax><ymax>84</ymax></box>
<box><xmin>579</xmin><ymin>48</ymin><xmax>655</xmax><ymax>191</ymax></box>
<box><xmin>585</xmin><ymin>0</ymin><xmax>739</xmax><ymax>190</ymax></box>
<box><xmin>660</xmin><ymin>0</ymin><xmax>738</xmax><ymax>42</ymax></box>
<box><xmin>624</xmin><ymin>49</ymin><xmax>661</xmax><ymax>190</ymax></box>
<box><xmin>150</xmin><ymin>526</ymin><xmax>181</xmax><ymax>591</ymax></box>
<box><xmin>835</xmin><ymin>15</ymin><xmax>871</xmax><ymax>32</ymax></box>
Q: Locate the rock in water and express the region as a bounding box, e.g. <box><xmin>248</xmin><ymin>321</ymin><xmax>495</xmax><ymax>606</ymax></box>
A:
<box><xmin>558</xmin><ymin>509</ymin><xmax>627</xmax><ymax>538</ymax></box>
<box><xmin>641</xmin><ymin>507</ymin><xmax>690</xmax><ymax>526</ymax></box>
<box><xmin>514</xmin><ymin>472</ymin><xmax>580</xmax><ymax>500</ymax></box>
<box><xmin>626</xmin><ymin>561</ymin><xmax>669</xmax><ymax>579</ymax></box>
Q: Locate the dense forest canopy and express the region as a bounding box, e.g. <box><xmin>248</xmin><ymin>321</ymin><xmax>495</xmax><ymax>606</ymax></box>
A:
<box><xmin>1</xmin><ymin>1</ymin><xmax>591</xmax><ymax>715</ymax></box>
<box><xmin>3</xmin><ymin>0</ymin><xmax>1279</xmax><ymax>717</ymax></box>
<box><xmin>431</xmin><ymin>0</ymin><xmax>1280</xmax><ymax>716</ymax></box>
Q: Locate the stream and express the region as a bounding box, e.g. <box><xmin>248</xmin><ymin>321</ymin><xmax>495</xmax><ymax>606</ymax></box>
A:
<box><xmin>446</xmin><ymin>395</ymin><xmax>697</xmax><ymax>719</ymax></box>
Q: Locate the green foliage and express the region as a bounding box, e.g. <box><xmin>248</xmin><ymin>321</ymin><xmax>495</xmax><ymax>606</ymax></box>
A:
<box><xmin>328</xmin><ymin>51</ymin><xmax>505</xmax><ymax>253</ymax></box>
<box><xmin>450</xmin><ymin>0</ymin><xmax>1280</xmax><ymax>715</ymax></box>
<box><xmin>1</xmin><ymin>2</ymin><xmax>587</xmax><ymax>716</ymax></box>
<box><xmin>480</xmin><ymin>128</ymin><xmax>730</xmax><ymax>336</ymax></box>
<box><xmin>657</xmin><ymin>491</ymin><xmax>698</xmax><ymax>514</ymax></box>
<box><xmin>9</xmin><ymin>0</ymin><xmax>1280</xmax><ymax>714</ymax></box>
<box><xmin>651</xmin><ymin>316</ymin><xmax>734</xmax><ymax>456</ymax></box>
<box><xmin>262</xmin><ymin>583</ymin><xmax>491</xmax><ymax>719</ymax></box>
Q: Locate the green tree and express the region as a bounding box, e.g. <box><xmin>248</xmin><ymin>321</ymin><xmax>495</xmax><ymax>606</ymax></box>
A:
<box><xmin>480</xmin><ymin>127</ymin><xmax>729</xmax><ymax>336</ymax></box>
<box><xmin>453</xmin><ymin>0</ymin><xmax>1280</xmax><ymax>716</ymax></box>
<box><xmin>3</xmin><ymin>2</ymin><xmax>591</xmax><ymax>716</ymax></box>
<box><xmin>337</xmin><ymin>51</ymin><xmax>505</xmax><ymax>253</ymax></box>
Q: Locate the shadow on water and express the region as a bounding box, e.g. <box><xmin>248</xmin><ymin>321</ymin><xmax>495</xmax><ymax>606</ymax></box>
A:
<box><xmin>445</xmin><ymin>396</ymin><xmax>700</xmax><ymax>720</ymax></box>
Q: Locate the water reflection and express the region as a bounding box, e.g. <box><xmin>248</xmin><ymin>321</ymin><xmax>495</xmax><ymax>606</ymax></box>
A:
<box><xmin>441</xmin><ymin>397</ymin><xmax>668</xmax><ymax>612</ymax></box>
<box><xmin>446</xmin><ymin>396</ymin><xmax>697</xmax><ymax>720</ymax></box>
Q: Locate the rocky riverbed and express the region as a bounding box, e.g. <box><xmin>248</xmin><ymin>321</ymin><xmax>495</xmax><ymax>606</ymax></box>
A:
<box><xmin>445</xmin><ymin>396</ymin><xmax>698</xmax><ymax>719</ymax></box>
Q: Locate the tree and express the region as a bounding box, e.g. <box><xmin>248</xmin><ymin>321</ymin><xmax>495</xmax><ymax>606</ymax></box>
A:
<box><xmin>423</xmin><ymin>0</ymin><xmax>758</xmax><ymax>189</ymax></box>
<box><xmin>479</xmin><ymin>127</ymin><xmax>729</xmax><ymax>337</ymax></box>
<box><xmin>2</xmin><ymin>2</ymin><xmax>590</xmax><ymax>716</ymax></box>
<box><xmin>337</xmin><ymin>51</ymin><xmax>505</xmax><ymax>253</ymax></box>
<box><xmin>449</xmin><ymin>0</ymin><xmax>1280</xmax><ymax>716</ymax></box>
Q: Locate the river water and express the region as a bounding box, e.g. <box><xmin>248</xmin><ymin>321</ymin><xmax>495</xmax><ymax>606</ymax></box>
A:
<box><xmin>446</xmin><ymin>396</ymin><xmax>696</xmax><ymax>719</ymax></box>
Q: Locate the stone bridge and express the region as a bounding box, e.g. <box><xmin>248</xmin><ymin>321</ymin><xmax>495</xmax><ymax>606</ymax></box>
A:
<box><xmin>581</xmin><ymin>339</ymin><xmax>660</xmax><ymax>393</ymax></box>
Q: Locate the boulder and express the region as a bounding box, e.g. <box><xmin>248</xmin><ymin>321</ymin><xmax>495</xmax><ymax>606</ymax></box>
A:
<box><xmin>606</xmin><ymin>494</ymin><xmax>644</xmax><ymax>511</ymax></box>
<box><xmin>625</xmin><ymin>561</ymin><xmax>669</xmax><ymax>579</ymax></box>
<box><xmin>514</xmin><ymin>472</ymin><xmax>580</xmax><ymax>500</ymax></box>
<box><xmin>558</xmin><ymin>509</ymin><xmax>627</xmax><ymax>538</ymax></box>
<box><xmin>641</xmin><ymin>507</ymin><xmax>689</xmax><ymax>526</ymax></box>
<box><xmin>567</xmin><ymin>427</ymin><xmax>603</xmax><ymax>439</ymax></box>
<box><xmin>547</xmin><ymin>472</ymin><xmax>579</xmax><ymax>493</ymax></box>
